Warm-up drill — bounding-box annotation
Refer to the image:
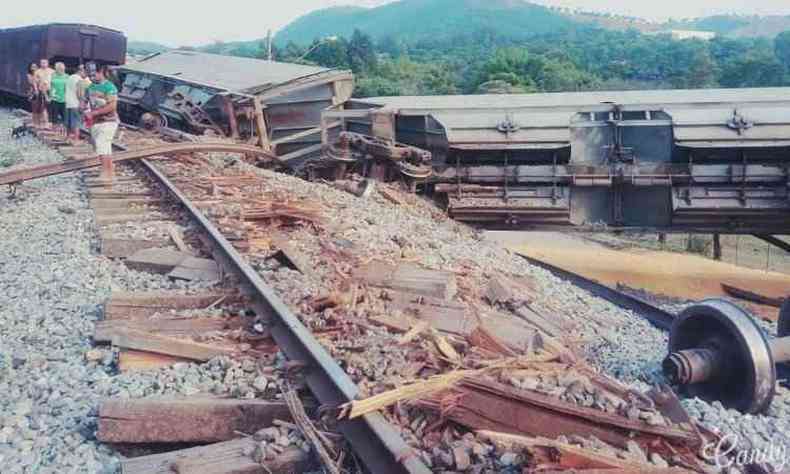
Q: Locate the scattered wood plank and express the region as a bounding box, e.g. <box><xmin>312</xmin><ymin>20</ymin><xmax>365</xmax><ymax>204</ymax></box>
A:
<box><xmin>283</xmin><ymin>387</ymin><xmax>340</xmax><ymax>474</ymax></box>
<box><xmin>721</xmin><ymin>283</ymin><xmax>785</xmax><ymax>308</ymax></box>
<box><xmin>168</xmin><ymin>256</ymin><xmax>221</xmax><ymax>282</ymax></box>
<box><xmin>173</xmin><ymin>447</ymin><xmax>315</xmax><ymax>474</ymax></box>
<box><xmin>477</xmin><ymin>311</ymin><xmax>539</xmax><ymax>354</ymax></box>
<box><xmin>378</xmin><ymin>186</ymin><xmax>405</xmax><ymax>205</ymax></box>
<box><xmin>98</xmin><ymin>397</ymin><xmax>291</xmax><ymax>443</ymax></box>
<box><xmin>484</xmin><ymin>275</ymin><xmax>539</xmax><ymax>307</ymax></box>
<box><xmin>538</xmin><ymin>470</ymin><xmax>686</xmax><ymax>474</ymax></box>
<box><xmin>270</xmin><ymin>233</ymin><xmax>312</xmax><ymax>276</ymax></box>
<box><xmin>468</xmin><ymin>326</ymin><xmax>516</xmax><ymax>357</ymax></box>
<box><xmin>94</xmin><ymin>317</ymin><xmax>239</xmax><ymax>343</ymax></box>
<box><xmin>90</xmin><ymin>198</ymin><xmax>163</xmax><ymax>209</ymax></box>
<box><xmin>95</xmin><ymin>212</ymin><xmax>169</xmax><ymax>226</ymax></box>
<box><xmin>110</xmin><ymin>330</ymin><xmax>233</xmax><ymax>361</ymax></box>
<box><xmin>430</xmin><ymin>329</ymin><xmax>462</xmax><ymax>364</ymax></box>
<box><xmin>120</xmin><ymin>438</ymin><xmax>316</xmax><ymax>474</ymax></box>
<box><xmin>419</xmin><ymin>378</ymin><xmax>700</xmax><ymax>453</ymax></box>
<box><xmin>367</xmin><ymin>312</ymin><xmax>421</xmax><ymax>334</ymax></box>
<box><xmin>243</xmin><ymin>202</ymin><xmax>324</xmax><ymax>224</ymax></box>
<box><xmin>512</xmin><ymin>306</ymin><xmax>563</xmax><ymax>337</ymax></box>
<box><xmin>168</xmin><ymin>225</ymin><xmax>191</xmax><ymax>254</ymax></box>
<box><xmin>104</xmin><ymin>291</ymin><xmax>237</xmax><ymax>320</ymax></box>
<box><xmin>398</xmin><ymin>321</ymin><xmax>430</xmax><ymax>345</ymax></box>
<box><xmin>477</xmin><ymin>431</ymin><xmax>686</xmax><ymax>472</ymax></box>
<box><xmin>355</xmin><ymin>261</ymin><xmax>458</xmax><ymax>301</ymax></box>
<box><xmin>381</xmin><ymin>289</ymin><xmax>475</xmax><ymax>336</ymax></box>
<box><xmin>118</xmin><ymin>350</ymin><xmax>189</xmax><ymax>372</ymax></box>
<box><xmin>89</xmin><ymin>191</ymin><xmax>153</xmax><ymax>199</ymax></box>
<box><xmin>340</xmin><ymin>370</ymin><xmax>471</xmax><ymax>420</ymax></box>
<box><xmin>339</xmin><ymin>355</ymin><xmax>557</xmax><ymax>420</ymax></box>
<box><xmin>85</xmin><ymin>176</ymin><xmax>139</xmax><ymax>185</ymax></box>
<box><xmin>124</xmin><ymin>248</ymin><xmax>193</xmax><ymax>274</ymax></box>
<box><xmin>100</xmin><ymin>238</ymin><xmax>168</xmax><ymax>259</ymax></box>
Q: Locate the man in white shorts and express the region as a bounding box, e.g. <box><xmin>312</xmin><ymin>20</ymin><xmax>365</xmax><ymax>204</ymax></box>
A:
<box><xmin>84</xmin><ymin>64</ymin><xmax>119</xmax><ymax>181</ymax></box>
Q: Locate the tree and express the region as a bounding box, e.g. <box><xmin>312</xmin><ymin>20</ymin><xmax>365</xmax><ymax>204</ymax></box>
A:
<box><xmin>720</xmin><ymin>53</ymin><xmax>786</xmax><ymax>88</ymax></box>
<box><xmin>678</xmin><ymin>49</ymin><xmax>718</xmax><ymax>89</ymax></box>
<box><xmin>536</xmin><ymin>59</ymin><xmax>600</xmax><ymax>92</ymax></box>
<box><xmin>378</xmin><ymin>36</ymin><xmax>404</xmax><ymax>58</ymax></box>
<box><xmin>347</xmin><ymin>29</ymin><xmax>377</xmax><ymax>73</ymax></box>
<box><xmin>775</xmin><ymin>31</ymin><xmax>790</xmax><ymax>67</ymax></box>
<box><xmin>305</xmin><ymin>38</ymin><xmax>350</xmax><ymax>69</ymax></box>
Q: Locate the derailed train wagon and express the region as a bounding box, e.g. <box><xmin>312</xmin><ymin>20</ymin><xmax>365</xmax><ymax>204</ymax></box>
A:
<box><xmin>321</xmin><ymin>88</ymin><xmax>790</xmax><ymax>234</ymax></box>
<box><xmin>117</xmin><ymin>50</ymin><xmax>353</xmax><ymax>163</ymax></box>
<box><xmin>0</xmin><ymin>23</ymin><xmax>126</xmax><ymax>100</ymax></box>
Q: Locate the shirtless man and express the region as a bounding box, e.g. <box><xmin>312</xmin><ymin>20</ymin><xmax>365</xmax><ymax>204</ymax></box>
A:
<box><xmin>34</xmin><ymin>59</ymin><xmax>55</xmax><ymax>127</ymax></box>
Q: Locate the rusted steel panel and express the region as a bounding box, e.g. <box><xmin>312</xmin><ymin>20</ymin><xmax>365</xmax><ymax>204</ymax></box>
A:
<box><xmin>328</xmin><ymin>87</ymin><xmax>790</xmax><ymax>232</ymax></box>
<box><xmin>117</xmin><ymin>51</ymin><xmax>352</xmax><ymax>158</ymax></box>
<box><xmin>420</xmin><ymin>378</ymin><xmax>701</xmax><ymax>456</ymax></box>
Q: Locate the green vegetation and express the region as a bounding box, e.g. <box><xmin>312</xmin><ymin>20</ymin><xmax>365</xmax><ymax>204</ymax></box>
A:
<box><xmin>265</xmin><ymin>26</ymin><xmax>790</xmax><ymax>98</ymax></box>
<box><xmin>127</xmin><ymin>1</ymin><xmax>790</xmax><ymax>98</ymax></box>
<box><xmin>276</xmin><ymin>0</ymin><xmax>573</xmax><ymax>46</ymax></box>
<box><xmin>127</xmin><ymin>41</ymin><xmax>170</xmax><ymax>57</ymax></box>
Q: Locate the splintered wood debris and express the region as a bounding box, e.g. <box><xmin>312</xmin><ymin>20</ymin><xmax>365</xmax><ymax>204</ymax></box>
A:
<box><xmin>57</xmin><ymin>128</ymin><xmax>733</xmax><ymax>473</ymax></box>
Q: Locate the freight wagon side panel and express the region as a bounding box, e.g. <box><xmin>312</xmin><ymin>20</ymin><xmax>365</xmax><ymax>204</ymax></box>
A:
<box><xmin>0</xmin><ymin>26</ymin><xmax>45</xmax><ymax>98</ymax></box>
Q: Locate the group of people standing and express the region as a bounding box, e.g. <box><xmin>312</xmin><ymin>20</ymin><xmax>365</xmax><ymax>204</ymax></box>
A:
<box><xmin>26</xmin><ymin>59</ymin><xmax>120</xmax><ymax>178</ymax></box>
<box><xmin>28</xmin><ymin>59</ymin><xmax>89</xmax><ymax>142</ymax></box>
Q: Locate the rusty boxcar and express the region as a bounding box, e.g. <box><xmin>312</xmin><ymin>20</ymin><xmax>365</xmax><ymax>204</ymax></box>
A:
<box><xmin>116</xmin><ymin>50</ymin><xmax>353</xmax><ymax>163</ymax></box>
<box><xmin>322</xmin><ymin>88</ymin><xmax>790</xmax><ymax>235</ymax></box>
<box><xmin>0</xmin><ymin>23</ymin><xmax>127</xmax><ymax>101</ymax></box>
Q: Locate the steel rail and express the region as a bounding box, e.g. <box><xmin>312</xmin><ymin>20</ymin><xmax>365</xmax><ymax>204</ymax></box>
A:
<box><xmin>518</xmin><ymin>253</ymin><xmax>676</xmax><ymax>331</ymax></box>
<box><xmin>138</xmin><ymin>157</ymin><xmax>430</xmax><ymax>474</ymax></box>
<box><xmin>520</xmin><ymin>252</ymin><xmax>789</xmax><ymax>389</ymax></box>
<box><xmin>0</xmin><ymin>142</ymin><xmax>279</xmax><ymax>186</ymax></box>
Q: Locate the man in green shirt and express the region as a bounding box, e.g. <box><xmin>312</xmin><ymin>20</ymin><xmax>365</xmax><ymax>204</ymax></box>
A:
<box><xmin>49</xmin><ymin>62</ymin><xmax>68</xmax><ymax>137</ymax></box>
<box><xmin>84</xmin><ymin>64</ymin><xmax>119</xmax><ymax>181</ymax></box>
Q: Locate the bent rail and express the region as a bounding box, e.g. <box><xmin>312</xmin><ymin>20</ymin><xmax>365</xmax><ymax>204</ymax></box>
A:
<box><xmin>0</xmin><ymin>142</ymin><xmax>278</xmax><ymax>185</ymax></box>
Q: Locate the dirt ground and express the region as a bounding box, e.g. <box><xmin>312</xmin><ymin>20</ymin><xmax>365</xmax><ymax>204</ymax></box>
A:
<box><xmin>487</xmin><ymin>231</ymin><xmax>790</xmax><ymax>322</ymax></box>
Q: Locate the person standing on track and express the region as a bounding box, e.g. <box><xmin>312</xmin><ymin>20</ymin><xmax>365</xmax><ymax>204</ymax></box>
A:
<box><xmin>84</xmin><ymin>65</ymin><xmax>119</xmax><ymax>181</ymax></box>
<box><xmin>34</xmin><ymin>59</ymin><xmax>54</xmax><ymax>128</ymax></box>
<box><xmin>49</xmin><ymin>62</ymin><xmax>68</xmax><ymax>138</ymax></box>
<box><xmin>27</xmin><ymin>63</ymin><xmax>46</xmax><ymax>128</ymax></box>
<box><xmin>64</xmin><ymin>64</ymin><xmax>88</xmax><ymax>144</ymax></box>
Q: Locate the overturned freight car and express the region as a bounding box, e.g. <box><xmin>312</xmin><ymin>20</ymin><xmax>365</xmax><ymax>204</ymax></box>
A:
<box><xmin>321</xmin><ymin>88</ymin><xmax>790</xmax><ymax>235</ymax></box>
<box><xmin>117</xmin><ymin>50</ymin><xmax>353</xmax><ymax>163</ymax></box>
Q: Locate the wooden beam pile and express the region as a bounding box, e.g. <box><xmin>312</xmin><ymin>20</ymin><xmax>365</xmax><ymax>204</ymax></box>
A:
<box><xmin>335</xmin><ymin>260</ymin><xmax>716</xmax><ymax>471</ymax></box>
<box><xmin>96</xmin><ymin>291</ymin><xmax>265</xmax><ymax>372</ymax></box>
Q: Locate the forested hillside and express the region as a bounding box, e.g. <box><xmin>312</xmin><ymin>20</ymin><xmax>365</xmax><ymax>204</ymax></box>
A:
<box><xmin>276</xmin><ymin>0</ymin><xmax>574</xmax><ymax>45</ymax></box>
<box><xmin>270</xmin><ymin>27</ymin><xmax>790</xmax><ymax>97</ymax></box>
<box><xmin>128</xmin><ymin>0</ymin><xmax>790</xmax><ymax>98</ymax></box>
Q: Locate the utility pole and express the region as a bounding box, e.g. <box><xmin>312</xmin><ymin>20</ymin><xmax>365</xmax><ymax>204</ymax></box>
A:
<box><xmin>266</xmin><ymin>30</ymin><xmax>273</xmax><ymax>61</ymax></box>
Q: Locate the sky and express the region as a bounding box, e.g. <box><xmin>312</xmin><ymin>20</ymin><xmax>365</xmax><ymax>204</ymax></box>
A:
<box><xmin>1</xmin><ymin>0</ymin><xmax>790</xmax><ymax>47</ymax></box>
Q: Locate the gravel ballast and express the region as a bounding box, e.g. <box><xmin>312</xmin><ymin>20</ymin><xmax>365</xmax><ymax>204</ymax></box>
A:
<box><xmin>1</xmin><ymin>110</ymin><xmax>788</xmax><ymax>472</ymax></box>
<box><xmin>0</xmin><ymin>111</ymin><xmax>262</xmax><ymax>473</ymax></box>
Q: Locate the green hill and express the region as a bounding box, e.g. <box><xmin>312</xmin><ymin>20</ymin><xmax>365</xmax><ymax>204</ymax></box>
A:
<box><xmin>276</xmin><ymin>0</ymin><xmax>575</xmax><ymax>45</ymax></box>
<box><xmin>127</xmin><ymin>40</ymin><xmax>170</xmax><ymax>57</ymax></box>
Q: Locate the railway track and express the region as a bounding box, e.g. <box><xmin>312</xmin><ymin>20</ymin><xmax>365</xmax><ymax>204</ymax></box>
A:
<box><xmin>135</xmin><ymin>156</ymin><xmax>429</xmax><ymax>474</ymax></box>
<box><xmin>4</xmin><ymin>116</ymin><xmax>786</xmax><ymax>473</ymax></box>
<box><xmin>34</xmin><ymin>126</ymin><xmax>429</xmax><ymax>473</ymax></box>
<box><xmin>517</xmin><ymin>254</ymin><xmax>676</xmax><ymax>331</ymax></box>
